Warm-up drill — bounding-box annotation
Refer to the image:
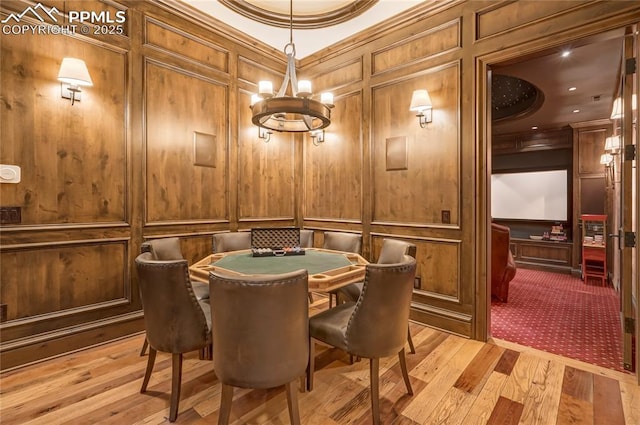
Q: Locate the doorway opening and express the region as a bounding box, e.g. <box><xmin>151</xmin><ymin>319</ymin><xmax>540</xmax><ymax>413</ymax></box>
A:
<box><xmin>486</xmin><ymin>28</ymin><xmax>631</xmax><ymax>374</ymax></box>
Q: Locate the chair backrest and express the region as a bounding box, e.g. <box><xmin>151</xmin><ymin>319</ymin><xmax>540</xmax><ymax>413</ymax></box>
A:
<box><xmin>135</xmin><ymin>252</ymin><xmax>210</xmax><ymax>354</ymax></box>
<box><xmin>345</xmin><ymin>256</ymin><xmax>416</xmax><ymax>358</ymax></box>
<box><xmin>141</xmin><ymin>237</ymin><xmax>184</xmax><ymax>260</ymax></box>
<box><xmin>212</xmin><ymin>232</ymin><xmax>252</xmax><ymax>253</ymax></box>
<box><xmin>491</xmin><ymin>223</ymin><xmax>512</xmax><ymax>282</ymax></box>
<box><xmin>300</xmin><ymin>229</ymin><xmax>314</xmax><ymax>248</ymax></box>
<box><xmin>322</xmin><ymin>231</ymin><xmax>362</xmax><ymax>253</ymax></box>
<box><xmin>209</xmin><ymin>269</ymin><xmax>309</xmax><ymax>389</ymax></box>
<box><xmin>377</xmin><ymin>238</ymin><xmax>416</xmax><ymax>264</ymax></box>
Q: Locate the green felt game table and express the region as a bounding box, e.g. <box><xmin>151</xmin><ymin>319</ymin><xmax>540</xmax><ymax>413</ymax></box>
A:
<box><xmin>189</xmin><ymin>248</ymin><xmax>368</xmax><ymax>292</ymax></box>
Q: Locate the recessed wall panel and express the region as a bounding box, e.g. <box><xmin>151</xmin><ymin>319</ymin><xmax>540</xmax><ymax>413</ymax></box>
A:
<box><xmin>145</xmin><ymin>60</ymin><xmax>228</xmax><ymax>223</ymax></box>
<box><xmin>372</xmin><ymin>64</ymin><xmax>459</xmax><ymax>225</ymax></box>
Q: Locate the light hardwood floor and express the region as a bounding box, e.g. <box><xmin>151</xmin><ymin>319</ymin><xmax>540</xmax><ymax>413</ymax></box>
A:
<box><xmin>1</xmin><ymin>297</ymin><xmax>639</xmax><ymax>425</ymax></box>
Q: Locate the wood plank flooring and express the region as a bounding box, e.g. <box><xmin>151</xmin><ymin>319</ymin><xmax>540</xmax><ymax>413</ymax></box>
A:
<box><xmin>1</xmin><ymin>297</ymin><xmax>639</xmax><ymax>424</ymax></box>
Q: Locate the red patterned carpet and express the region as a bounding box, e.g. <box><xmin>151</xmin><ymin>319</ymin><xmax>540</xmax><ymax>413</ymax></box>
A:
<box><xmin>491</xmin><ymin>268</ymin><xmax>627</xmax><ymax>373</ymax></box>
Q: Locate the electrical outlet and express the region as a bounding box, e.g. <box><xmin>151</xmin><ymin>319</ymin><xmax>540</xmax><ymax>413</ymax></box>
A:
<box><xmin>0</xmin><ymin>206</ymin><xmax>21</xmax><ymax>224</ymax></box>
<box><xmin>414</xmin><ymin>276</ymin><xmax>421</xmax><ymax>289</ymax></box>
<box><xmin>441</xmin><ymin>210</ymin><xmax>451</xmax><ymax>224</ymax></box>
<box><xmin>0</xmin><ymin>304</ymin><xmax>7</xmax><ymax>323</ymax></box>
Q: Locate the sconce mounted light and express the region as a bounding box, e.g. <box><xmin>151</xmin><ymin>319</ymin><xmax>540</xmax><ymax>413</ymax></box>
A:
<box><xmin>57</xmin><ymin>57</ymin><xmax>93</xmax><ymax>105</ymax></box>
<box><xmin>604</xmin><ymin>135</ymin><xmax>621</xmax><ymax>155</ymax></box>
<box><xmin>600</xmin><ymin>153</ymin><xmax>613</xmax><ymax>166</ymax></box>
<box><xmin>409</xmin><ymin>89</ymin><xmax>433</xmax><ymax>128</ymax></box>
<box><xmin>310</xmin><ymin>129</ymin><xmax>325</xmax><ymax>146</ymax></box>
<box><xmin>610</xmin><ymin>94</ymin><xmax>637</xmax><ymax>120</ymax></box>
<box><xmin>258</xmin><ymin>127</ymin><xmax>272</xmax><ymax>143</ymax></box>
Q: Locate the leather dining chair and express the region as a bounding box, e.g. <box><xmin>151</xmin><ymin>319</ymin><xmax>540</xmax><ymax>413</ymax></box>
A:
<box><xmin>322</xmin><ymin>231</ymin><xmax>362</xmax><ymax>307</ymax></box>
<box><xmin>209</xmin><ymin>269</ymin><xmax>309</xmax><ymax>425</ymax></box>
<box><xmin>135</xmin><ymin>252</ymin><xmax>212</xmax><ymax>423</ymax></box>
<box><xmin>307</xmin><ymin>256</ymin><xmax>416</xmax><ymax>425</ymax></box>
<box><xmin>300</xmin><ymin>229</ymin><xmax>314</xmax><ymax>248</ymax></box>
<box><xmin>138</xmin><ymin>238</ymin><xmax>210</xmax><ymax>357</ymax></box>
<box><xmin>336</xmin><ymin>238</ymin><xmax>418</xmax><ymax>354</ymax></box>
<box><xmin>212</xmin><ymin>231</ymin><xmax>252</xmax><ymax>253</ymax></box>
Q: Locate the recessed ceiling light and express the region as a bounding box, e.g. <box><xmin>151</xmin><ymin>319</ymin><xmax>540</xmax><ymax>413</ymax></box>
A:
<box><xmin>562</xmin><ymin>51</ymin><xmax>571</xmax><ymax>58</ymax></box>
<box><xmin>531</xmin><ymin>126</ymin><xmax>538</xmax><ymax>130</ymax></box>
<box><xmin>573</xmin><ymin>109</ymin><xmax>580</xmax><ymax>113</ymax></box>
<box><xmin>568</xmin><ymin>87</ymin><xmax>577</xmax><ymax>91</ymax></box>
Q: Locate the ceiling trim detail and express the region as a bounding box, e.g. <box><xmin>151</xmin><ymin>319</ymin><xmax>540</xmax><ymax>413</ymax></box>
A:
<box><xmin>219</xmin><ymin>0</ymin><xmax>379</xmax><ymax>29</ymax></box>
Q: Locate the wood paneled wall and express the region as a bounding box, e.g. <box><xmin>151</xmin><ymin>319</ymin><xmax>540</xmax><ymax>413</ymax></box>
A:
<box><xmin>1</xmin><ymin>0</ymin><xmax>639</xmax><ymax>370</ymax></box>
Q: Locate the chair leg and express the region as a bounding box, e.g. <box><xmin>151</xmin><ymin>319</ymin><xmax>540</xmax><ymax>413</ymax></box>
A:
<box><xmin>199</xmin><ymin>342</ymin><xmax>213</xmax><ymax>360</ymax></box>
<box><xmin>308</xmin><ymin>292</ymin><xmax>314</xmax><ymax>304</ymax></box>
<box><xmin>285</xmin><ymin>380</ymin><xmax>301</xmax><ymax>425</ymax></box>
<box><xmin>140</xmin><ymin>337</ymin><xmax>148</xmax><ymax>356</ymax></box>
<box><xmin>218</xmin><ymin>384</ymin><xmax>234</xmax><ymax>425</ymax></box>
<box><xmin>407</xmin><ymin>326</ymin><xmax>416</xmax><ymax>354</ymax></box>
<box><xmin>169</xmin><ymin>353</ymin><xmax>183</xmax><ymax>422</ymax></box>
<box><xmin>398</xmin><ymin>348</ymin><xmax>413</xmax><ymax>395</ymax></box>
<box><xmin>307</xmin><ymin>337</ymin><xmax>316</xmax><ymax>391</ymax></box>
<box><xmin>329</xmin><ymin>292</ymin><xmax>334</xmax><ymax>308</ymax></box>
<box><xmin>369</xmin><ymin>358</ymin><xmax>380</xmax><ymax>425</ymax></box>
<box><xmin>140</xmin><ymin>347</ymin><xmax>156</xmax><ymax>393</ymax></box>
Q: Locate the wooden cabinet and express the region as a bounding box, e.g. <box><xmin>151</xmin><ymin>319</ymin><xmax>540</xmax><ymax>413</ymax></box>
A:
<box><xmin>510</xmin><ymin>238</ymin><xmax>573</xmax><ymax>273</ymax></box>
<box><xmin>581</xmin><ymin>214</ymin><xmax>607</xmax><ymax>285</ymax></box>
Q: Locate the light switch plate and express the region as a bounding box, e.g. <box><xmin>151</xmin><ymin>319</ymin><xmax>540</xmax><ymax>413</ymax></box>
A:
<box><xmin>0</xmin><ymin>164</ymin><xmax>21</xmax><ymax>183</ymax></box>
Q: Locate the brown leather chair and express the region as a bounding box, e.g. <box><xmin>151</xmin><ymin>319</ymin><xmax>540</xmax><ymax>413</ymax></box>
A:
<box><xmin>135</xmin><ymin>252</ymin><xmax>212</xmax><ymax>423</ymax></box>
<box><xmin>322</xmin><ymin>231</ymin><xmax>362</xmax><ymax>307</ymax></box>
<box><xmin>138</xmin><ymin>238</ymin><xmax>210</xmax><ymax>357</ymax></box>
<box><xmin>491</xmin><ymin>223</ymin><xmax>517</xmax><ymax>302</ymax></box>
<box><xmin>336</xmin><ymin>238</ymin><xmax>417</xmax><ymax>353</ymax></box>
<box><xmin>300</xmin><ymin>229</ymin><xmax>314</xmax><ymax>248</ymax></box>
<box><xmin>212</xmin><ymin>231</ymin><xmax>252</xmax><ymax>253</ymax></box>
<box><xmin>209</xmin><ymin>269</ymin><xmax>309</xmax><ymax>425</ymax></box>
<box><xmin>307</xmin><ymin>256</ymin><xmax>416</xmax><ymax>425</ymax></box>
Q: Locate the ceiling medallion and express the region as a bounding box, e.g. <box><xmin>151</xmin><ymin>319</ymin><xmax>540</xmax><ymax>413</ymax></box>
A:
<box><xmin>250</xmin><ymin>0</ymin><xmax>334</xmax><ymax>133</ymax></box>
<box><xmin>219</xmin><ymin>0</ymin><xmax>378</xmax><ymax>29</ymax></box>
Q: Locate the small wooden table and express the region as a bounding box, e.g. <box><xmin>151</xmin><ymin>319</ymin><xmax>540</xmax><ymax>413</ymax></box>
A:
<box><xmin>189</xmin><ymin>248</ymin><xmax>368</xmax><ymax>293</ymax></box>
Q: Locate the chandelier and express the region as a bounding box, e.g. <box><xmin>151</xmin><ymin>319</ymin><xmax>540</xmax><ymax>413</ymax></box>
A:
<box><xmin>250</xmin><ymin>0</ymin><xmax>334</xmax><ymax>134</ymax></box>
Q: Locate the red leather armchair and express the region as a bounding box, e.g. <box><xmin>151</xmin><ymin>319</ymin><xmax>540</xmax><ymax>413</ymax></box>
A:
<box><xmin>491</xmin><ymin>223</ymin><xmax>517</xmax><ymax>302</ymax></box>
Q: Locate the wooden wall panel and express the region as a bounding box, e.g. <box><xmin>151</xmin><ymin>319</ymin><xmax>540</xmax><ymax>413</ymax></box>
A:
<box><xmin>145</xmin><ymin>17</ymin><xmax>228</xmax><ymax>73</ymax></box>
<box><xmin>305</xmin><ymin>58</ymin><xmax>363</xmax><ymax>92</ymax></box>
<box><xmin>475</xmin><ymin>1</ymin><xmax>582</xmax><ymax>40</ymax></box>
<box><xmin>415</xmin><ymin>239</ymin><xmax>461</xmax><ymax>301</ymax></box>
<box><xmin>0</xmin><ymin>242</ymin><xmax>127</xmax><ymax>322</ymax></box>
<box><xmin>237</xmin><ymin>91</ymin><xmax>296</xmax><ymax>220</ymax></box>
<box><xmin>237</xmin><ymin>56</ymin><xmax>283</xmax><ymax>87</ymax></box>
<box><xmin>372</xmin><ymin>19</ymin><xmax>460</xmax><ymax>75</ymax></box>
<box><xmin>0</xmin><ymin>33</ymin><xmax>127</xmax><ymax>225</ymax></box>
<box><xmin>372</xmin><ymin>64</ymin><xmax>459</xmax><ymax>225</ymax></box>
<box><xmin>144</xmin><ymin>60</ymin><xmax>228</xmax><ymax>224</ymax></box>
<box><xmin>578</xmin><ymin>128</ymin><xmax>608</xmax><ymax>175</ymax></box>
<box><xmin>303</xmin><ymin>92</ymin><xmax>362</xmax><ymax>222</ymax></box>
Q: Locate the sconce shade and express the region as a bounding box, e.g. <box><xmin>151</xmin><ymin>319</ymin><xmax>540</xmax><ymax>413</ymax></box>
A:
<box><xmin>57</xmin><ymin>58</ymin><xmax>93</xmax><ymax>86</ymax></box>
<box><xmin>604</xmin><ymin>135</ymin><xmax>621</xmax><ymax>153</ymax></box>
<box><xmin>600</xmin><ymin>153</ymin><xmax>613</xmax><ymax>165</ymax></box>
<box><xmin>409</xmin><ymin>89</ymin><xmax>432</xmax><ymax>111</ymax></box>
<box><xmin>610</xmin><ymin>94</ymin><xmax>638</xmax><ymax>120</ymax></box>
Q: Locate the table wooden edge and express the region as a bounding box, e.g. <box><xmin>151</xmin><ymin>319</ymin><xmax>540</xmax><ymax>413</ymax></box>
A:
<box><xmin>189</xmin><ymin>248</ymin><xmax>368</xmax><ymax>293</ymax></box>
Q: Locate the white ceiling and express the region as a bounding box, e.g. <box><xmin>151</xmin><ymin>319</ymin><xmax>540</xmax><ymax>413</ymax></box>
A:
<box><xmin>181</xmin><ymin>0</ymin><xmax>425</xmax><ymax>59</ymax></box>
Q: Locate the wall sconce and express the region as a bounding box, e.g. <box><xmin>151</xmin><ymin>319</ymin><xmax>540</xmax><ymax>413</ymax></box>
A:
<box><xmin>409</xmin><ymin>89</ymin><xmax>433</xmax><ymax>128</ymax></box>
<box><xmin>57</xmin><ymin>57</ymin><xmax>93</xmax><ymax>105</ymax></box>
<box><xmin>310</xmin><ymin>129</ymin><xmax>325</xmax><ymax>146</ymax></box>
<box><xmin>610</xmin><ymin>94</ymin><xmax>637</xmax><ymax>120</ymax></box>
<box><xmin>600</xmin><ymin>153</ymin><xmax>613</xmax><ymax>166</ymax></box>
<box><xmin>604</xmin><ymin>135</ymin><xmax>621</xmax><ymax>155</ymax></box>
<box><xmin>258</xmin><ymin>127</ymin><xmax>272</xmax><ymax>143</ymax></box>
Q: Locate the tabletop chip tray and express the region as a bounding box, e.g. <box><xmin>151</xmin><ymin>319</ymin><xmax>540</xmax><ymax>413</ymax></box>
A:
<box><xmin>250</xmin><ymin>227</ymin><xmax>305</xmax><ymax>257</ymax></box>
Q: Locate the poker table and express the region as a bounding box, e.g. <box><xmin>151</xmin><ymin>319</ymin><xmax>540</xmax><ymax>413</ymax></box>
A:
<box><xmin>189</xmin><ymin>248</ymin><xmax>368</xmax><ymax>293</ymax></box>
